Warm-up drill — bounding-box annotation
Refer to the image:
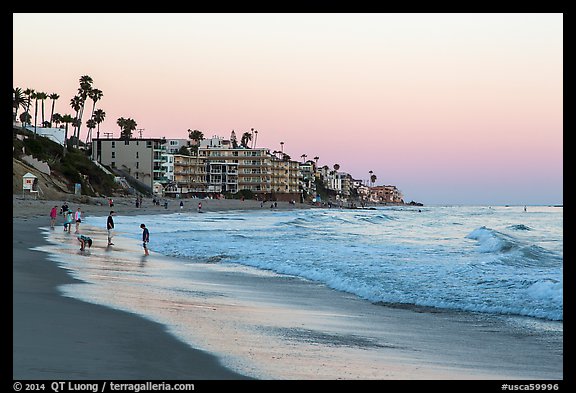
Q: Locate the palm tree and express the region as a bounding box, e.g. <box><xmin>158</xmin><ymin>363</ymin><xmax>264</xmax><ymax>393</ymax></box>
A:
<box><xmin>61</xmin><ymin>114</ymin><xmax>75</xmax><ymax>156</ymax></box>
<box><xmin>32</xmin><ymin>91</ymin><xmax>39</xmax><ymax>136</ymax></box>
<box><xmin>117</xmin><ymin>117</ymin><xmax>127</xmax><ymax>137</ymax></box>
<box><xmin>251</xmin><ymin>128</ymin><xmax>258</xmax><ymax>148</ymax></box>
<box><xmin>314</xmin><ymin>156</ymin><xmax>319</xmax><ymax>167</ymax></box>
<box><xmin>301</xmin><ymin>154</ymin><xmax>307</xmax><ymax>163</ymax></box>
<box><xmin>370</xmin><ymin>174</ymin><xmax>377</xmax><ymax>186</ymax></box>
<box><xmin>75</xmin><ymin>75</ymin><xmax>94</xmax><ymax>147</ymax></box>
<box><xmin>86</xmin><ymin>88</ymin><xmax>103</xmax><ymax>144</ymax></box>
<box><xmin>86</xmin><ymin>118</ymin><xmax>96</xmax><ymax>146</ymax></box>
<box><xmin>36</xmin><ymin>92</ymin><xmax>48</xmax><ymax>127</ymax></box>
<box><xmin>117</xmin><ymin>117</ymin><xmax>137</xmax><ymax>140</ymax></box>
<box><xmin>88</xmin><ymin>88</ymin><xmax>103</xmax><ymax>117</ymax></box>
<box><xmin>280</xmin><ymin>141</ymin><xmax>284</xmax><ymax>153</ymax></box>
<box><xmin>70</xmin><ymin>95</ymin><xmax>82</xmax><ymax>144</ymax></box>
<box><xmin>188</xmin><ymin>129</ymin><xmax>204</xmax><ymax>189</ymax></box>
<box><xmin>188</xmin><ymin>129</ymin><xmax>204</xmax><ymax>149</ymax></box>
<box><xmin>86</xmin><ymin>89</ymin><xmax>103</xmax><ymax>144</ymax></box>
<box><xmin>23</xmin><ymin>88</ymin><xmax>34</xmax><ymax>126</ymax></box>
<box><xmin>240</xmin><ymin>132</ymin><xmax>252</xmax><ymax>148</ymax></box>
<box><xmin>92</xmin><ymin>109</ymin><xmax>106</xmax><ymax>161</ymax></box>
<box><xmin>52</xmin><ymin>113</ymin><xmax>62</xmax><ymax>128</ymax></box>
<box><xmin>368</xmin><ymin>170</ymin><xmax>373</xmax><ymax>187</ymax></box>
<box><xmin>48</xmin><ymin>93</ymin><xmax>60</xmax><ymax>127</ymax></box>
<box><xmin>93</xmin><ymin>109</ymin><xmax>106</xmax><ymax>140</ymax></box>
<box><xmin>13</xmin><ymin>87</ymin><xmax>27</xmax><ymax>123</ymax></box>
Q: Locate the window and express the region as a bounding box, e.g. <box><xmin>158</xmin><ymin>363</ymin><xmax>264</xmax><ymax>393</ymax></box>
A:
<box><xmin>136</xmin><ymin>162</ymin><xmax>139</xmax><ymax>169</ymax></box>
<box><xmin>124</xmin><ymin>140</ymin><xmax>129</xmax><ymax>145</ymax></box>
<box><xmin>136</xmin><ymin>152</ymin><xmax>139</xmax><ymax>159</ymax></box>
<box><xmin>111</xmin><ymin>141</ymin><xmax>115</xmax><ymax>148</ymax></box>
<box><xmin>111</xmin><ymin>152</ymin><xmax>115</xmax><ymax>158</ymax></box>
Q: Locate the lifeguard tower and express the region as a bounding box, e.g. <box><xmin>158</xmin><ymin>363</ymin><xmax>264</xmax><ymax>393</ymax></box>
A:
<box><xmin>22</xmin><ymin>172</ymin><xmax>39</xmax><ymax>198</ymax></box>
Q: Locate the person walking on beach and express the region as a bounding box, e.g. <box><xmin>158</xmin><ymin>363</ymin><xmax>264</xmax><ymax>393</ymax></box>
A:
<box><xmin>49</xmin><ymin>205</ymin><xmax>58</xmax><ymax>228</ymax></box>
<box><xmin>180</xmin><ymin>200</ymin><xmax>184</xmax><ymax>210</ymax></box>
<box><xmin>107</xmin><ymin>211</ymin><xmax>115</xmax><ymax>246</ymax></box>
<box><xmin>77</xmin><ymin>234</ymin><xmax>93</xmax><ymax>251</ymax></box>
<box><xmin>74</xmin><ymin>207</ymin><xmax>82</xmax><ymax>233</ymax></box>
<box><xmin>140</xmin><ymin>224</ymin><xmax>150</xmax><ymax>255</ymax></box>
<box><xmin>198</xmin><ymin>202</ymin><xmax>202</xmax><ymax>213</ymax></box>
<box><xmin>60</xmin><ymin>201</ymin><xmax>69</xmax><ymax>215</ymax></box>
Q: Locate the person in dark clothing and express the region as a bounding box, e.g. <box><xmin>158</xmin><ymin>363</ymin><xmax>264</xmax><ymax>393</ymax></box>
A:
<box><xmin>140</xmin><ymin>223</ymin><xmax>150</xmax><ymax>256</ymax></box>
<box><xmin>107</xmin><ymin>211</ymin><xmax>115</xmax><ymax>246</ymax></box>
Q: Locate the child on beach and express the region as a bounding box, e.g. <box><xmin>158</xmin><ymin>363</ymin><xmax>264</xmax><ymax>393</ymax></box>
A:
<box><xmin>140</xmin><ymin>224</ymin><xmax>150</xmax><ymax>256</ymax></box>
<box><xmin>74</xmin><ymin>207</ymin><xmax>82</xmax><ymax>233</ymax></box>
<box><xmin>49</xmin><ymin>205</ymin><xmax>58</xmax><ymax>228</ymax></box>
<box><xmin>63</xmin><ymin>211</ymin><xmax>73</xmax><ymax>232</ymax></box>
<box><xmin>77</xmin><ymin>234</ymin><xmax>92</xmax><ymax>251</ymax></box>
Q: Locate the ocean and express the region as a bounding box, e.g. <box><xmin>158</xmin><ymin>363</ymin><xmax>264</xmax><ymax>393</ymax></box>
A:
<box><xmin>114</xmin><ymin>204</ymin><xmax>563</xmax><ymax>321</ymax></box>
<box><xmin>41</xmin><ymin>204</ymin><xmax>563</xmax><ymax>379</ymax></box>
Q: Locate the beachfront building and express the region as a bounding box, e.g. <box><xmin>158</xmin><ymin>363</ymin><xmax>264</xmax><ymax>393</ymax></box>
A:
<box><xmin>166</xmin><ymin>152</ymin><xmax>208</xmax><ymax>196</ymax></box>
<box><xmin>165</xmin><ymin>136</ymin><xmax>302</xmax><ymax>201</ymax></box>
<box><xmin>93</xmin><ymin>137</ymin><xmax>168</xmax><ymax>191</ymax></box>
<box><xmin>369</xmin><ymin>185</ymin><xmax>404</xmax><ymax>204</ymax></box>
<box><xmin>299</xmin><ymin>160</ymin><xmax>317</xmax><ymax>201</ymax></box>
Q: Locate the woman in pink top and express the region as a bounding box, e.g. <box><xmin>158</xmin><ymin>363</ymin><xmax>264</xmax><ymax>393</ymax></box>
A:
<box><xmin>49</xmin><ymin>206</ymin><xmax>58</xmax><ymax>228</ymax></box>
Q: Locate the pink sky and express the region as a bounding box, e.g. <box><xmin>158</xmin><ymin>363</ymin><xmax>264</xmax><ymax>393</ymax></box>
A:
<box><xmin>13</xmin><ymin>13</ymin><xmax>563</xmax><ymax>205</ymax></box>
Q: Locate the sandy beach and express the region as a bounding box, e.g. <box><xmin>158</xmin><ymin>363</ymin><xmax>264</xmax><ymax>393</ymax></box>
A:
<box><xmin>13</xmin><ymin>195</ymin><xmax>563</xmax><ymax>381</ymax></box>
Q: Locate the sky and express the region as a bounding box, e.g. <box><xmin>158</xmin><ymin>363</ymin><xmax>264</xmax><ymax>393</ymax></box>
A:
<box><xmin>13</xmin><ymin>13</ymin><xmax>563</xmax><ymax>205</ymax></box>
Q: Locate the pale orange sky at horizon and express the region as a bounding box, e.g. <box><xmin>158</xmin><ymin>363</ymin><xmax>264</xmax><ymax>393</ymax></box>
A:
<box><xmin>13</xmin><ymin>13</ymin><xmax>563</xmax><ymax>205</ymax></box>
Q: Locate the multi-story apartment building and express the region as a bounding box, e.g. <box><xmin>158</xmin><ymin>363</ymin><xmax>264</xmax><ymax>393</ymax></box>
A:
<box><xmin>369</xmin><ymin>185</ymin><xmax>404</xmax><ymax>204</ymax></box>
<box><xmin>166</xmin><ymin>136</ymin><xmax>302</xmax><ymax>201</ymax></box>
<box><xmin>92</xmin><ymin>137</ymin><xmax>167</xmax><ymax>190</ymax></box>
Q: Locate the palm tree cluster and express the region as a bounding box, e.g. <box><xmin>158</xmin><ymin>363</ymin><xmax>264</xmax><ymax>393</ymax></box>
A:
<box><xmin>14</xmin><ymin>75</ymin><xmax>109</xmax><ymax>158</ymax></box>
<box><xmin>117</xmin><ymin>117</ymin><xmax>138</xmax><ymax>140</ymax></box>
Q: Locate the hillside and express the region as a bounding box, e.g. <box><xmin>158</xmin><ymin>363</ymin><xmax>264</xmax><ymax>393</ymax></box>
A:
<box><xmin>13</xmin><ymin>157</ymin><xmax>70</xmax><ymax>200</ymax></box>
<box><xmin>13</xmin><ymin>127</ymin><xmax>122</xmax><ymax>200</ymax></box>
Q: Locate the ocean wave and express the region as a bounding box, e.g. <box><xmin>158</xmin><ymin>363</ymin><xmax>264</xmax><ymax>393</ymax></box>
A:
<box><xmin>466</xmin><ymin>226</ymin><xmax>517</xmax><ymax>253</ymax></box>
<box><xmin>357</xmin><ymin>214</ymin><xmax>396</xmax><ymax>224</ymax></box>
<box><xmin>466</xmin><ymin>226</ymin><xmax>562</xmax><ymax>267</ymax></box>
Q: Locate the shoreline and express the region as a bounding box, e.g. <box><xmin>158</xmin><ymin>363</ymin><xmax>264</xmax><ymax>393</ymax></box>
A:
<box><xmin>13</xmin><ymin>197</ymin><xmax>563</xmax><ymax>380</ymax></box>
<box><xmin>12</xmin><ymin>196</ymin><xmax>311</xmax><ymax>380</ymax></box>
<box><xmin>13</xmin><ymin>215</ymin><xmax>251</xmax><ymax>380</ymax></box>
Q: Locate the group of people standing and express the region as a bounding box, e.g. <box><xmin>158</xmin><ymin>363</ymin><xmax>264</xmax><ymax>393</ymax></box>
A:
<box><xmin>50</xmin><ymin>203</ymin><xmax>83</xmax><ymax>234</ymax></box>
<box><xmin>50</xmin><ymin>202</ymin><xmax>149</xmax><ymax>255</ymax></box>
